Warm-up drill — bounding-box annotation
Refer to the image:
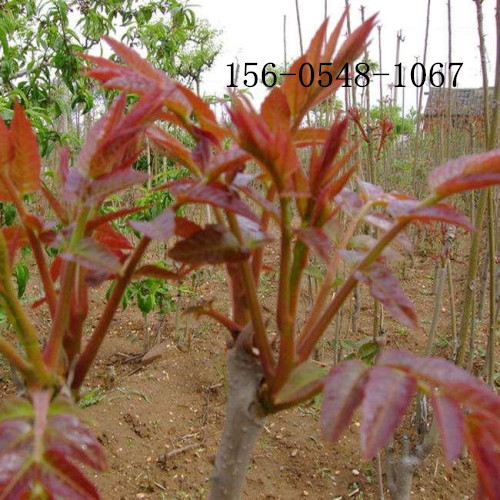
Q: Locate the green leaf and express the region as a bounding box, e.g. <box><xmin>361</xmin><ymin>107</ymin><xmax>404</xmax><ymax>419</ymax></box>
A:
<box><xmin>14</xmin><ymin>261</ymin><xmax>29</xmax><ymax>298</ymax></box>
<box><xmin>3</xmin><ymin>203</ymin><xmax>17</xmax><ymax>226</ymax></box>
<box><xmin>0</xmin><ymin>27</ymin><xmax>9</xmax><ymax>56</ymax></box>
<box><xmin>274</xmin><ymin>361</ymin><xmax>327</xmax><ymax>406</ymax></box>
<box><xmin>356</xmin><ymin>339</ymin><xmax>380</xmax><ymax>365</ymax></box>
<box><xmin>138</xmin><ymin>290</ymin><xmax>155</xmax><ymax>315</ymax></box>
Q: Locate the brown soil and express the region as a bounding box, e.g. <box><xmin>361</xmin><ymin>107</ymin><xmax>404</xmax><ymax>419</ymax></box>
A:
<box><xmin>0</xmin><ymin>237</ymin><xmax>490</xmax><ymax>499</ymax></box>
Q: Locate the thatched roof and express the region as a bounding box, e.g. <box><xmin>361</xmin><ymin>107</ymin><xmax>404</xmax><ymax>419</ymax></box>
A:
<box><xmin>424</xmin><ymin>87</ymin><xmax>495</xmax><ymax>117</ymax></box>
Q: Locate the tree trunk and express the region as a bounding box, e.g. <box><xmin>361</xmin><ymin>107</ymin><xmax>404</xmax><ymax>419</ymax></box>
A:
<box><xmin>210</xmin><ymin>332</ymin><xmax>266</xmax><ymax>500</ymax></box>
<box><xmin>386</xmin><ymin>425</ymin><xmax>437</xmax><ymax>500</ymax></box>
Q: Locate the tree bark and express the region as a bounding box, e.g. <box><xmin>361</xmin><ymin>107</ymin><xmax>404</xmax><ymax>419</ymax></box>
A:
<box><xmin>386</xmin><ymin>425</ymin><xmax>437</xmax><ymax>500</ymax></box>
<box><xmin>210</xmin><ymin>331</ymin><xmax>266</xmax><ymax>500</ymax></box>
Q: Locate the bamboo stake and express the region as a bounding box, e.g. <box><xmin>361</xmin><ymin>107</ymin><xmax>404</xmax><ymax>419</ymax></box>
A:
<box><xmin>295</xmin><ymin>0</ymin><xmax>304</xmax><ymax>56</ymax></box>
<box><xmin>283</xmin><ymin>15</ymin><xmax>287</xmax><ymax>69</ymax></box>
<box><xmin>393</xmin><ymin>30</ymin><xmax>404</xmax><ymax>108</ymax></box>
<box><xmin>446</xmin><ymin>259</ymin><xmax>458</xmax><ymax>354</ymax></box>
<box><xmin>345</xmin><ymin>0</ymin><xmax>358</xmax><ymax>109</ymax></box>
<box><xmin>474</xmin><ymin>0</ymin><xmax>491</xmax><ymax>145</ymax></box>
<box><xmin>457</xmin><ymin>0</ymin><xmax>500</xmax><ymax>368</ymax></box>
<box><xmin>377</xmin><ymin>25</ymin><xmax>383</xmax><ymax>111</ymax></box>
<box><xmin>411</xmin><ymin>0</ymin><xmax>431</xmax><ymax>196</ymax></box>
<box><xmin>445</xmin><ymin>0</ymin><xmax>452</xmax><ymax>159</ymax></box>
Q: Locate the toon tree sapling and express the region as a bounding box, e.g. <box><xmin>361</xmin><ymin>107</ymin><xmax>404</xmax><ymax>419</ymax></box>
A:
<box><xmin>83</xmin><ymin>12</ymin><xmax>500</xmax><ymax>500</ymax></box>
<box><xmin>0</xmin><ymin>79</ymin><xmax>192</xmax><ymax>495</ymax></box>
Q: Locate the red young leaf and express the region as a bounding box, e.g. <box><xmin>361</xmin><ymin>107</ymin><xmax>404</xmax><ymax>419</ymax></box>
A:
<box><xmin>153</xmin><ymin>177</ymin><xmax>195</xmax><ymax>193</ymax></box>
<box><xmin>282</xmin><ymin>12</ymin><xmax>375</xmax><ymax>130</ymax></box>
<box><xmin>430</xmin><ymin>394</ymin><xmax>464</xmax><ymax>465</ymax></box>
<box><xmin>357</xmin><ymin>179</ymin><xmax>384</xmax><ymax>202</ymax></box>
<box><xmin>191</xmin><ymin>129</ymin><xmax>213</xmax><ymax>170</ymax></box>
<box><xmin>39</xmin><ymin>450</ymin><xmax>101</xmax><ymax>499</ymax></box>
<box><xmin>61</xmin><ymin>238</ymin><xmax>121</xmax><ymax>274</ymax></box>
<box><xmin>1</xmin><ymin>226</ymin><xmax>29</xmax><ymax>266</ymax></box>
<box><xmin>321</xmin><ymin>360</ymin><xmax>368</xmax><ymax>445</ymax></box>
<box><xmin>361</xmin><ymin>366</ymin><xmax>417</xmax><ymax>459</ymax></box>
<box><xmin>76</xmin><ymin>92</ymin><xmax>163</xmax><ymax>179</ymax></box>
<box><xmin>84</xmin><ymin>38</ymin><xmax>224</xmax><ymax>142</ymax></box>
<box><xmin>234</xmin><ymin>181</ymin><xmax>281</xmax><ymax>221</ymax></box>
<box><xmin>335</xmin><ymin>187</ymin><xmax>363</xmax><ymax>216</ymax></box>
<box><xmin>129</xmin><ymin>210</ymin><xmax>175</xmax><ymax>241</ymax></box>
<box><xmin>75</xmin><ymin>93</ymin><xmax>127</xmax><ymax>176</ymax></box>
<box><xmin>50</xmin><ymin>255</ymin><xmax>63</xmax><ymax>282</ymax></box>
<box><xmin>169</xmin><ymin>225</ymin><xmax>250</xmax><ymax>264</ymax></box>
<box><xmin>389</xmin><ymin>200</ymin><xmax>473</xmax><ymax>231</ymax></box>
<box><xmin>86</xmin><ymin>206</ymin><xmax>149</xmax><ymax>232</ymax></box>
<box><xmin>376</xmin><ymin>351</ymin><xmax>500</xmax><ymax>491</ymax></box>
<box><xmin>428</xmin><ymin>149</ymin><xmax>500</xmax><ymax>197</ymax></box>
<box><xmin>236</xmin><ymin>215</ymin><xmax>273</xmax><ymax>249</ymax></box>
<box><xmin>103</xmin><ymin>36</ymin><xmax>165</xmax><ymax>86</ymax></box>
<box><xmin>89</xmin><ymin>42</ymin><xmax>217</xmax><ymax>137</ymax></box>
<box><xmin>174</xmin><ymin>183</ymin><xmax>258</xmax><ymax>223</ymax></box>
<box><xmin>355</xmin><ymin>262</ymin><xmax>418</xmax><ymax>330</ymax></box>
<box><xmin>0</xmin><ymin>394</ymin><xmax>105</xmax><ymax>499</ymax></box>
<box><xmin>260</xmin><ymin>87</ymin><xmax>291</xmax><ymax>133</ymax></box>
<box><xmin>313</xmin><ymin>166</ymin><xmax>356</xmax><ymax>224</ymax></box>
<box><xmin>172</xmin><ymin>86</ymin><xmax>225</xmax><ymax>143</ymax></box>
<box><xmin>0</xmin><ymin>118</ymin><xmax>14</xmax><ymax>166</ymax></box>
<box><xmin>42</xmin><ymin>183</ymin><xmax>68</xmax><ymax>223</ymax></box>
<box><xmin>174</xmin><ymin>216</ymin><xmax>201</xmax><ymax>238</ymax></box>
<box><xmin>228</xmin><ymin>95</ymin><xmax>300</xmax><ymax>191</ymax></box>
<box><xmin>62</xmin><ymin>168</ymin><xmax>89</xmax><ymax>205</ymax></box>
<box><xmin>87</xmin><ymin>125</ymin><xmax>144</xmax><ymax>178</ymax></box>
<box><xmin>378</xmin><ymin>350</ymin><xmax>500</xmax><ymax>418</ymax></box>
<box><xmin>147</xmin><ymin>125</ymin><xmax>199</xmax><ymax>174</ymax></box>
<box><xmin>10</xmin><ymin>101</ymin><xmax>42</xmax><ymax>195</ymax></box>
<box><xmin>83</xmin><ymin>52</ymin><xmax>166</xmax><ymax>94</ymax></box>
<box><xmin>348</xmin><ymin>235</ymin><xmax>400</xmax><ymax>261</ymax></box>
<box><xmin>86</xmin><ymin>168</ymin><xmax>148</xmax><ymax>204</ymax></box>
<box><xmin>464</xmin><ymin>417</ymin><xmax>500</xmax><ymax>500</ymax></box>
<box><xmin>0</xmin><ymin>101</ymin><xmax>41</xmax><ymax>201</ymax></box>
<box><xmin>294</xmin><ymin>127</ymin><xmax>331</xmax><ymax>147</ymax></box>
<box><xmin>295</xmin><ymin>227</ymin><xmax>332</xmax><ymax>263</ymax></box>
<box><xmin>206</xmin><ymin>144</ymin><xmax>250</xmax><ymax>181</ymax></box>
<box><xmin>44</xmin><ymin>412</ymin><xmax>106</xmax><ymax>471</ymax></box>
<box><xmin>430</xmin><ymin>171</ymin><xmax>500</xmax><ymax>196</ymax></box>
<box><xmin>310</xmin><ymin>119</ymin><xmax>348</xmax><ymax>194</ymax></box>
<box><xmin>364</xmin><ymin>212</ymin><xmax>393</xmax><ymax>232</ymax></box>
<box><xmin>93</xmin><ymin>223</ymin><xmax>133</xmax><ymax>257</ymax></box>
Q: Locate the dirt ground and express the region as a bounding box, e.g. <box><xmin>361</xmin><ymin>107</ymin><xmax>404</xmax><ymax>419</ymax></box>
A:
<box><xmin>0</xmin><ymin>235</ymin><xmax>492</xmax><ymax>499</ymax></box>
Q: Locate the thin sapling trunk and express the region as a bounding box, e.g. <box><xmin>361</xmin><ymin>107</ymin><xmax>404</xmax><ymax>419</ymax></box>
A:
<box><xmin>210</xmin><ymin>328</ymin><xmax>266</xmax><ymax>500</ymax></box>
